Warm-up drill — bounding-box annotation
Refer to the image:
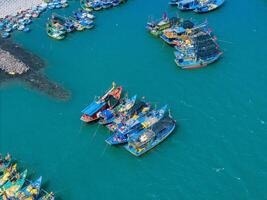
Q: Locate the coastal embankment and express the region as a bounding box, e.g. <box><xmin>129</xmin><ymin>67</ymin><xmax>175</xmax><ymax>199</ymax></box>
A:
<box><xmin>0</xmin><ymin>38</ymin><xmax>70</xmax><ymax>100</ymax></box>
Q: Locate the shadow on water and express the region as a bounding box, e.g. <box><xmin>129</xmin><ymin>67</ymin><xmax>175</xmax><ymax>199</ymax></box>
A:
<box><xmin>0</xmin><ymin>38</ymin><xmax>70</xmax><ymax>100</ymax></box>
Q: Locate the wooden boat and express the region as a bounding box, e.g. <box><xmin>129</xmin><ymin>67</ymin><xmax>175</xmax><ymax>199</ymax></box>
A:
<box><xmin>0</xmin><ymin>170</ymin><xmax>27</xmax><ymax>199</ymax></box>
<box><xmin>124</xmin><ymin>114</ymin><xmax>176</xmax><ymax>156</ymax></box>
<box><xmin>16</xmin><ymin>176</ymin><xmax>42</xmax><ymax>199</ymax></box>
<box><xmin>177</xmin><ymin>0</ymin><xmax>198</xmax><ymax>10</ymax></box>
<box><xmin>98</xmin><ymin>95</ymin><xmax>137</xmax><ymax>125</ymax></box>
<box><xmin>0</xmin><ymin>154</ymin><xmax>11</xmax><ymax>173</ymax></box>
<box><xmin>105</xmin><ymin>105</ymin><xmax>168</xmax><ymax>145</ymax></box>
<box><xmin>105</xmin><ymin>100</ymin><xmax>150</xmax><ymax>132</ymax></box>
<box><xmin>80</xmin><ymin>0</ymin><xmax>93</xmax><ymax>11</ymax></box>
<box><xmin>175</xmin><ymin>53</ymin><xmax>221</xmax><ymax>69</ymax></box>
<box><xmin>46</xmin><ymin>27</ymin><xmax>66</xmax><ymax>40</ymax></box>
<box><xmin>194</xmin><ymin>0</ymin><xmax>225</xmax><ymax>13</ymax></box>
<box><xmin>102</xmin><ymin>0</ymin><xmax>113</xmax><ymax>9</ymax></box>
<box><xmin>80</xmin><ymin>83</ymin><xmax>123</xmax><ymax>123</ymax></box>
<box><xmin>0</xmin><ymin>164</ymin><xmax>17</xmax><ymax>187</ymax></box>
<box><xmin>146</xmin><ymin>14</ymin><xmax>171</xmax><ymax>37</ymax></box>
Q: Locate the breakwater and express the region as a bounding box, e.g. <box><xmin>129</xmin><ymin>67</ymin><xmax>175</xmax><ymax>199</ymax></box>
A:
<box><xmin>0</xmin><ymin>38</ymin><xmax>70</xmax><ymax>100</ymax></box>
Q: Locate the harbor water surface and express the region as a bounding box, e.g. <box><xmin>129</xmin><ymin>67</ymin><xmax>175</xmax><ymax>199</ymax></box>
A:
<box><xmin>1</xmin><ymin>0</ymin><xmax>267</xmax><ymax>199</ymax></box>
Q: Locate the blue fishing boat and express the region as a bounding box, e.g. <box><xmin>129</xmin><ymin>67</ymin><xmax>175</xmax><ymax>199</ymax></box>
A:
<box><xmin>102</xmin><ymin>0</ymin><xmax>113</xmax><ymax>8</ymax></box>
<box><xmin>112</xmin><ymin>0</ymin><xmax>120</xmax><ymax>6</ymax></box>
<box><xmin>16</xmin><ymin>176</ymin><xmax>42</xmax><ymax>199</ymax></box>
<box><xmin>80</xmin><ymin>83</ymin><xmax>122</xmax><ymax>123</ymax></box>
<box><xmin>98</xmin><ymin>95</ymin><xmax>137</xmax><ymax>125</ymax></box>
<box><xmin>105</xmin><ymin>105</ymin><xmax>168</xmax><ymax>145</ymax></box>
<box><xmin>105</xmin><ymin>100</ymin><xmax>151</xmax><ymax>132</ymax></box>
<box><xmin>177</xmin><ymin>0</ymin><xmax>198</xmax><ymax>10</ymax></box>
<box><xmin>124</xmin><ymin>114</ymin><xmax>176</xmax><ymax>156</ymax></box>
<box><xmin>194</xmin><ymin>0</ymin><xmax>225</xmax><ymax>13</ymax></box>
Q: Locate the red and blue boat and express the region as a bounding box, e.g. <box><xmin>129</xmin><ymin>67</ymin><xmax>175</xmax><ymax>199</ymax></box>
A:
<box><xmin>80</xmin><ymin>83</ymin><xmax>122</xmax><ymax>123</ymax></box>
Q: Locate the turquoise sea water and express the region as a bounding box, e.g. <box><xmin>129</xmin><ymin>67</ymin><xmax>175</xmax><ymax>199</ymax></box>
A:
<box><xmin>1</xmin><ymin>0</ymin><xmax>267</xmax><ymax>199</ymax></box>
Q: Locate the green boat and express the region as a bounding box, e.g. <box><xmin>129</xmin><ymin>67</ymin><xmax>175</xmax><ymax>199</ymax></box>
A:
<box><xmin>0</xmin><ymin>170</ymin><xmax>27</xmax><ymax>199</ymax></box>
<box><xmin>46</xmin><ymin>24</ymin><xmax>66</xmax><ymax>40</ymax></box>
<box><xmin>80</xmin><ymin>0</ymin><xmax>93</xmax><ymax>11</ymax></box>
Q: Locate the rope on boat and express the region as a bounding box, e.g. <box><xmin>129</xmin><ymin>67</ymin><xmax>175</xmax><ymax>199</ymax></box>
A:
<box><xmin>90</xmin><ymin>123</ymin><xmax>100</xmax><ymax>143</ymax></box>
<box><xmin>100</xmin><ymin>144</ymin><xmax>109</xmax><ymax>158</ymax></box>
<box><xmin>217</xmin><ymin>39</ymin><xmax>234</xmax><ymax>44</ymax></box>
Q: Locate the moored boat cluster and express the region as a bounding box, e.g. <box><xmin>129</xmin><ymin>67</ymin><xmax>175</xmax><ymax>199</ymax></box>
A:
<box><xmin>46</xmin><ymin>9</ymin><xmax>95</xmax><ymax>40</ymax></box>
<box><xmin>169</xmin><ymin>0</ymin><xmax>225</xmax><ymax>13</ymax></box>
<box><xmin>147</xmin><ymin>14</ymin><xmax>222</xmax><ymax>69</ymax></box>
<box><xmin>80</xmin><ymin>0</ymin><xmax>127</xmax><ymax>11</ymax></box>
<box><xmin>0</xmin><ymin>0</ymin><xmax>69</xmax><ymax>39</ymax></box>
<box><xmin>80</xmin><ymin>83</ymin><xmax>176</xmax><ymax>156</ymax></box>
<box><xmin>0</xmin><ymin>154</ymin><xmax>55</xmax><ymax>200</ymax></box>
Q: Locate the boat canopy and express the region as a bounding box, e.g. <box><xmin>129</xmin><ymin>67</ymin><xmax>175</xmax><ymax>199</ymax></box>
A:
<box><xmin>81</xmin><ymin>101</ymin><xmax>106</xmax><ymax>116</ymax></box>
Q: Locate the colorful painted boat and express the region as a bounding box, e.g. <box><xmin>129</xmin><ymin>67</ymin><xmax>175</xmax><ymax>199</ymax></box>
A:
<box><xmin>0</xmin><ymin>170</ymin><xmax>27</xmax><ymax>199</ymax></box>
<box><xmin>194</xmin><ymin>0</ymin><xmax>225</xmax><ymax>13</ymax></box>
<box><xmin>124</xmin><ymin>114</ymin><xmax>176</xmax><ymax>156</ymax></box>
<box><xmin>105</xmin><ymin>100</ymin><xmax>151</xmax><ymax>132</ymax></box>
<box><xmin>98</xmin><ymin>95</ymin><xmax>137</xmax><ymax>125</ymax></box>
<box><xmin>105</xmin><ymin>105</ymin><xmax>168</xmax><ymax>145</ymax></box>
<box><xmin>80</xmin><ymin>0</ymin><xmax>93</xmax><ymax>11</ymax></box>
<box><xmin>0</xmin><ymin>164</ymin><xmax>17</xmax><ymax>187</ymax></box>
<box><xmin>146</xmin><ymin>13</ymin><xmax>171</xmax><ymax>37</ymax></box>
<box><xmin>80</xmin><ymin>83</ymin><xmax>123</xmax><ymax>123</ymax></box>
<box><xmin>177</xmin><ymin>0</ymin><xmax>198</xmax><ymax>10</ymax></box>
<box><xmin>16</xmin><ymin>176</ymin><xmax>42</xmax><ymax>199</ymax></box>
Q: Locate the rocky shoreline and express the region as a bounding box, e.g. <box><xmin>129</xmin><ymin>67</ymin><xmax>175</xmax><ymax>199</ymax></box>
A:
<box><xmin>0</xmin><ymin>38</ymin><xmax>70</xmax><ymax>100</ymax></box>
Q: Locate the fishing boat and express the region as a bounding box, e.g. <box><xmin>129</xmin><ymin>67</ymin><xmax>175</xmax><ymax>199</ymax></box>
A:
<box><xmin>0</xmin><ymin>164</ymin><xmax>17</xmax><ymax>187</ymax></box>
<box><xmin>80</xmin><ymin>0</ymin><xmax>93</xmax><ymax>11</ymax></box>
<box><xmin>105</xmin><ymin>100</ymin><xmax>150</xmax><ymax>132</ymax></box>
<box><xmin>124</xmin><ymin>114</ymin><xmax>176</xmax><ymax>156</ymax></box>
<box><xmin>0</xmin><ymin>170</ymin><xmax>27</xmax><ymax>199</ymax></box>
<box><xmin>102</xmin><ymin>0</ymin><xmax>113</xmax><ymax>9</ymax></box>
<box><xmin>92</xmin><ymin>1</ymin><xmax>103</xmax><ymax>11</ymax></box>
<box><xmin>1</xmin><ymin>32</ymin><xmax>10</xmax><ymax>39</ymax></box>
<box><xmin>73</xmin><ymin>9</ymin><xmax>95</xmax><ymax>20</ymax></box>
<box><xmin>52</xmin><ymin>14</ymin><xmax>75</xmax><ymax>33</ymax></box>
<box><xmin>80</xmin><ymin>83</ymin><xmax>122</xmax><ymax>123</ymax></box>
<box><xmin>146</xmin><ymin>13</ymin><xmax>171</xmax><ymax>37</ymax></box>
<box><xmin>46</xmin><ymin>27</ymin><xmax>66</xmax><ymax>40</ymax></box>
<box><xmin>175</xmin><ymin>30</ymin><xmax>222</xmax><ymax>69</ymax></box>
<box><xmin>0</xmin><ymin>154</ymin><xmax>11</xmax><ymax>173</ymax></box>
<box><xmin>105</xmin><ymin>105</ymin><xmax>168</xmax><ymax>145</ymax></box>
<box><xmin>194</xmin><ymin>0</ymin><xmax>225</xmax><ymax>13</ymax></box>
<box><xmin>16</xmin><ymin>177</ymin><xmax>42</xmax><ymax>199</ymax></box>
<box><xmin>98</xmin><ymin>95</ymin><xmax>137</xmax><ymax>125</ymax></box>
<box><xmin>177</xmin><ymin>0</ymin><xmax>198</xmax><ymax>10</ymax></box>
